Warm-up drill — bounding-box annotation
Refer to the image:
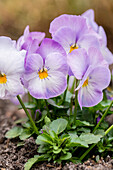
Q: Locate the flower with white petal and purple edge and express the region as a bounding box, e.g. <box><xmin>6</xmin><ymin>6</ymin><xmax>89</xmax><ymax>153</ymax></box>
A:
<box><xmin>82</xmin><ymin>9</ymin><xmax>98</xmax><ymax>32</ymax></box>
<box><xmin>17</xmin><ymin>25</ymin><xmax>45</xmax><ymax>53</ymax></box>
<box><xmin>50</xmin><ymin>14</ymin><xmax>100</xmax><ymax>55</ymax></box>
<box><xmin>23</xmin><ymin>38</ymin><xmax>68</xmax><ymax>99</ymax></box>
<box><xmin>68</xmin><ymin>47</ymin><xmax>111</xmax><ymax>108</ymax></box>
<box><xmin>0</xmin><ymin>36</ymin><xmax>26</xmax><ymax>99</ymax></box>
<box><xmin>82</xmin><ymin>9</ymin><xmax>113</xmax><ymax>65</ymax></box>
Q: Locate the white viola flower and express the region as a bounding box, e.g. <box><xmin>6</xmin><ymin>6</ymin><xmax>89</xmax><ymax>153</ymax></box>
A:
<box><xmin>0</xmin><ymin>36</ymin><xmax>26</xmax><ymax>99</ymax></box>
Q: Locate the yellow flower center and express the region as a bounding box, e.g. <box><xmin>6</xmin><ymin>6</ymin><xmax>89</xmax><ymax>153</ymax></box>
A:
<box><xmin>38</xmin><ymin>68</ymin><xmax>48</xmax><ymax>79</ymax></box>
<box><xmin>82</xmin><ymin>77</ymin><xmax>89</xmax><ymax>87</ymax></box>
<box><xmin>69</xmin><ymin>44</ymin><xmax>79</xmax><ymax>53</ymax></box>
<box><xmin>0</xmin><ymin>73</ymin><xmax>7</xmax><ymax>84</ymax></box>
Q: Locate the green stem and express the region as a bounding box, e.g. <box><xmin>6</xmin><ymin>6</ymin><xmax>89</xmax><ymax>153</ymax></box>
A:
<box><xmin>74</xmin><ymin>79</ymin><xmax>78</xmax><ymax>124</ymax></box>
<box><xmin>62</xmin><ymin>75</ymin><xmax>69</xmax><ymax>104</ymax></box>
<box><xmin>45</xmin><ymin>99</ymin><xmax>51</xmax><ymax>118</ymax></box>
<box><xmin>17</xmin><ymin>95</ymin><xmax>39</xmax><ymax>135</ymax></box>
<box><xmin>70</xmin><ymin>97</ymin><xmax>73</xmax><ymax>116</ymax></box>
<box><xmin>80</xmin><ymin>124</ymin><xmax>113</xmax><ymax>161</ymax></box>
<box><xmin>70</xmin><ymin>77</ymin><xmax>76</xmax><ymax>94</ymax></box>
<box><xmin>93</xmin><ymin>100</ymin><xmax>113</xmax><ymax>133</ymax></box>
<box><xmin>105</xmin><ymin>124</ymin><xmax>113</xmax><ymax>135</ymax></box>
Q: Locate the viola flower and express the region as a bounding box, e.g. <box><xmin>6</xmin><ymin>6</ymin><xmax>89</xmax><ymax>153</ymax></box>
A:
<box><xmin>82</xmin><ymin>9</ymin><xmax>98</xmax><ymax>32</ymax></box>
<box><xmin>49</xmin><ymin>14</ymin><xmax>100</xmax><ymax>55</ymax></box>
<box><xmin>98</xmin><ymin>26</ymin><xmax>113</xmax><ymax>65</ymax></box>
<box><xmin>23</xmin><ymin>38</ymin><xmax>68</xmax><ymax>99</ymax></box>
<box><xmin>17</xmin><ymin>25</ymin><xmax>45</xmax><ymax>53</ymax></box>
<box><xmin>0</xmin><ymin>36</ymin><xmax>26</xmax><ymax>99</ymax></box>
<box><xmin>67</xmin><ymin>47</ymin><xmax>111</xmax><ymax>108</ymax></box>
<box><xmin>82</xmin><ymin>9</ymin><xmax>113</xmax><ymax>65</ymax></box>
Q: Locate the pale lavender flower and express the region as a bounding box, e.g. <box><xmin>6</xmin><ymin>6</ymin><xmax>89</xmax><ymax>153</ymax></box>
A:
<box><xmin>17</xmin><ymin>25</ymin><xmax>45</xmax><ymax>53</ymax></box>
<box><xmin>82</xmin><ymin>9</ymin><xmax>113</xmax><ymax>65</ymax></box>
<box><xmin>82</xmin><ymin>9</ymin><xmax>98</xmax><ymax>32</ymax></box>
<box><xmin>0</xmin><ymin>36</ymin><xmax>26</xmax><ymax>99</ymax></box>
<box><xmin>23</xmin><ymin>38</ymin><xmax>68</xmax><ymax>99</ymax></box>
<box><xmin>49</xmin><ymin>14</ymin><xmax>100</xmax><ymax>55</ymax></box>
<box><xmin>68</xmin><ymin>47</ymin><xmax>111</xmax><ymax>108</ymax></box>
<box><xmin>98</xmin><ymin>26</ymin><xmax>113</xmax><ymax>65</ymax></box>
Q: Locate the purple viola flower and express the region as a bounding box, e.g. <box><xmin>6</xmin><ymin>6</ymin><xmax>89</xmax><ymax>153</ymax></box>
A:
<box><xmin>97</xmin><ymin>116</ymin><xmax>101</xmax><ymax>124</ymax></box>
<box><xmin>0</xmin><ymin>36</ymin><xmax>26</xmax><ymax>99</ymax></box>
<box><xmin>67</xmin><ymin>47</ymin><xmax>111</xmax><ymax>108</ymax></box>
<box><xmin>23</xmin><ymin>38</ymin><xmax>68</xmax><ymax>99</ymax></box>
<box><xmin>17</xmin><ymin>25</ymin><xmax>45</xmax><ymax>53</ymax></box>
<box><xmin>82</xmin><ymin>9</ymin><xmax>98</xmax><ymax>32</ymax></box>
<box><xmin>49</xmin><ymin>14</ymin><xmax>100</xmax><ymax>55</ymax></box>
<box><xmin>98</xmin><ymin>26</ymin><xmax>113</xmax><ymax>65</ymax></box>
<box><xmin>82</xmin><ymin>9</ymin><xmax>113</xmax><ymax>65</ymax></box>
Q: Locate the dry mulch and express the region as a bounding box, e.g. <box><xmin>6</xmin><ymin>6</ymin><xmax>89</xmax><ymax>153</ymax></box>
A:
<box><xmin>0</xmin><ymin>100</ymin><xmax>113</xmax><ymax>170</ymax></box>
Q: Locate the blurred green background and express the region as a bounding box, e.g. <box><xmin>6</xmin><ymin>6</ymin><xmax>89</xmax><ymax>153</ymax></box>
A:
<box><xmin>0</xmin><ymin>0</ymin><xmax>113</xmax><ymax>52</ymax></box>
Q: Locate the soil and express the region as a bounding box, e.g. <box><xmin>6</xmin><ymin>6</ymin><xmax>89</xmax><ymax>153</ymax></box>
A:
<box><xmin>0</xmin><ymin>100</ymin><xmax>113</xmax><ymax>170</ymax></box>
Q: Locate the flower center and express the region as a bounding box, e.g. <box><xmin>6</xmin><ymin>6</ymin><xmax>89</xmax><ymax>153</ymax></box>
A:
<box><xmin>82</xmin><ymin>77</ymin><xmax>89</xmax><ymax>87</ymax></box>
<box><xmin>69</xmin><ymin>44</ymin><xmax>79</xmax><ymax>53</ymax></box>
<box><xmin>0</xmin><ymin>73</ymin><xmax>7</xmax><ymax>84</ymax></box>
<box><xmin>38</xmin><ymin>68</ymin><xmax>48</xmax><ymax>79</ymax></box>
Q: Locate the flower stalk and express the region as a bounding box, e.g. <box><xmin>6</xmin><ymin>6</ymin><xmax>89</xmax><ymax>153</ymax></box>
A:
<box><xmin>74</xmin><ymin>79</ymin><xmax>78</xmax><ymax>124</ymax></box>
<box><xmin>93</xmin><ymin>100</ymin><xmax>113</xmax><ymax>133</ymax></box>
<box><xmin>62</xmin><ymin>75</ymin><xmax>69</xmax><ymax>104</ymax></box>
<box><xmin>17</xmin><ymin>95</ymin><xmax>39</xmax><ymax>135</ymax></box>
<box><xmin>80</xmin><ymin>124</ymin><xmax>113</xmax><ymax>161</ymax></box>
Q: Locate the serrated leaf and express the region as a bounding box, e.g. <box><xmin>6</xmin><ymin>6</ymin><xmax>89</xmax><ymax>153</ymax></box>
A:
<box><xmin>70</xmin><ymin>137</ymin><xmax>88</xmax><ymax>148</ymax></box>
<box><xmin>80</xmin><ymin>133</ymin><xmax>101</xmax><ymax>144</ymax></box>
<box><xmin>19</xmin><ymin>129</ymin><xmax>33</xmax><ymax>140</ymax></box>
<box><xmin>94</xmin><ymin>129</ymin><xmax>105</xmax><ymax>137</ymax></box>
<box><xmin>50</xmin><ymin>118</ymin><xmax>68</xmax><ymax>135</ymax></box>
<box><xmin>60</xmin><ymin>152</ymin><xmax>72</xmax><ymax>160</ymax></box>
<box><xmin>5</xmin><ymin>127</ymin><xmax>23</xmax><ymax>139</ymax></box>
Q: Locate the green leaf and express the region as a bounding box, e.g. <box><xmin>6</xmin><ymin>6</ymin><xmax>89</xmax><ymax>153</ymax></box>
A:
<box><xmin>17</xmin><ymin>142</ymin><xmax>25</xmax><ymax>147</ymax></box>
<box><xmin>68</xmin><ymin>131</ymin><xmax>78</xmax><ymax>138</ymax></box>
<box><xmin>94</xmin><ymin>129</ymin><xmax>105</xmax><ymax>137</ymax></box>
<box><xmin>70</xmin><ymin>137</ymin><xmax>88</xmax><ymax>148</ymax></box>
<box><xmin>5</xmin><ymin>127</ymin><xmax>23</xmax><ymax>139</ymax></box>
<box><xmin>36</xmin><ymin>133</ymin><xmax>53</xmax><ymax>145</ymax></box>
<box><xmin>47</xmin><ymin>99</ymin><xmax>69</xmax><ymax>109</ymax></box>
<box><xmin>50</xmin><ymin>118</ymin><xmax>68</xmax><ymax>135</ymax></box>
<box><xmin>76</xmin><ymin>120</ymin><xmax>94</xmax><ymax>127</ymax></box>
<box><xmin>100</xmin><ymin>100</ymin><xmax>112</xmax><ymax>107</ymax></box>
<box><xmin>36</xmin><ymin>110</ymin><xmax>47</xmax><ymax>123</ymax></box>
<box><xmin>77</xmin><ymin>127</ymin><xmax>91</xmax><ymax>133</ymax></box>
<box><xmin>19</xmin><ymin>102</ymin><xmax>36</xmax><ymax>109</ymax></box>
<box><xmin>19</xmin><ymin>129</ymin><xmax>33</xmax><ymax>140</ymax></box>
<box><xmin>79</xmin><ymin>133</ymin><xmax>102</xmax><ymax>144</ymax></box>
<box><xmin>53</xmin><ymin>148</ymin><xmax>62</xmax><ymax>154</ymax></box>
<box><xmin>14</xmin><ymin>118</ymin><xmax>28</xmax><ymax>124</ymax></box>
<box><xmin>22</xmin><ymin>122</ymin><xmax>32</xmax><ymax>129</ymax></box>
<box><xmin>60</xmin><ymin>152</ymin><xmax>72</xmax><ymax>160</ymax></box>
<box><xmin>44</xmin><ymin>116</ymin><xmax>51</xmax><ymax>124</ymax></box>
<box><xmin>24</xmin><ymin>155</ymin><xmax>45</xmax><ymax>170</ymax></box>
